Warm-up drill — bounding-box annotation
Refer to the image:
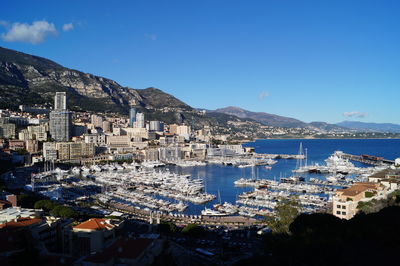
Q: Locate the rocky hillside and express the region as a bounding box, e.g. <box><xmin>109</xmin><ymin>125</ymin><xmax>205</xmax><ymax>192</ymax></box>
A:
<box><xmin>213</xmin><ymin>106</ymin><xmax>349</xmax><ymax>132</ymax></box>
<box><xmin>0</xmin><ymin>46</ymin><xmax>355</xmax><ymax>136</ymax></box>
<box><xmin>0</xmin><ymin>46</ymin><xmax>190</xmax><ymax>114</ymax></box>
<box><xmin>213</xmin><ymin>106</ymin><xmax>307</xmax><ymax>128</ymax></box>
<box><xmin>0</xmin><ymin>46</ymin><xmax>264</xmax><ymax>132</ymax></box>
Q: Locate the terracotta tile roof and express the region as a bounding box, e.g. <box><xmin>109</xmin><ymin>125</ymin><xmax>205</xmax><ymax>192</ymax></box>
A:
<box><xmin>73</xmin><ymin>218</ymin><xmax>114</xmax><ymax>231</ymax></box>
<box><xmin>0</xmin><ymin>218</ymin><xmax>42</xmax><ymax>230</ymax></box>
<box><xmin>338</xmin><ymin>182</ymin><xmax>380</xmax><ymax>197</ymax></box>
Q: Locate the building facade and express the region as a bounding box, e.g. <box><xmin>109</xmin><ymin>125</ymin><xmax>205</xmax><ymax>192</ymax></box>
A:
<box><xmin>49</xmin><ymin>111</ymin><xmax>72</xmax><ymax>142</ymax></box>
<box><xmin>129</xmin><ymin>107</ymin><xmax>136</xmax><ymax>127</ymax></box>
<box><xmin>54</xmin><ymin>92</ymin><xmax>67</xmax><ymax>110</ymax></box>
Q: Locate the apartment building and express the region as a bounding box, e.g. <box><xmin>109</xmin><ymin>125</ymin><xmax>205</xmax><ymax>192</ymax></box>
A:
<box><xmin>333</xmin><ymin>182</ymin><xmax>382</xmax><ymax>220</ymax></box>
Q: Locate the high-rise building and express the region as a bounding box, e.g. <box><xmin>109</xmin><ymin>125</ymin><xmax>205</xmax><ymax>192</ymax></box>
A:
<box><xmin>135</xmin><ymin>112</ymin><xmax>145</xmax><ymax>128</ymax></box>
<box><xmin>50</xmin><ymin>92</ymin><xmax>72</xmax><ymax>141</ymax></box>
<box><xmin>54</xmin><ymin>92</ymin><xmax>67</xmax><ymax>110</ymax></box>
<box><xmin>129</xmin><ymin>108</ymin><xmax>136</xmax><ymax>127</ymax></box>
<box><xmin>49</xmin><ymin>111</ymin><xmax>72</xmax><ymax>141</ymax></box>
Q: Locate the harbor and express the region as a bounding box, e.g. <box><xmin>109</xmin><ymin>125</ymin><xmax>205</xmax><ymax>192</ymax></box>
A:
<box><xmin>25</xmin><ymin>140</ymin><xmax>393</xmax><ymax>223</ymax></box>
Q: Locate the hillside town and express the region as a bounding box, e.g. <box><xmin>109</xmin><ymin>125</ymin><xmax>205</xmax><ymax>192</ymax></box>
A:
<box><xmin>0</xmin><ymin>92</ymin><xmax>400</xmax><ymax>265</ymax></box>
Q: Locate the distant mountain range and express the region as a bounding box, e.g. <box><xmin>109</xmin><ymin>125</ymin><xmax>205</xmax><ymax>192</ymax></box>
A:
<box><xmin>336</xmin><ymin>121</ymin><xmax>400</xmax><ymax>133</ymax></box>
<box><xmin>1</xmin><ymin>46</ymin><xmax>398</xmax><ymax>135</ymax></box>
<box><xmin>211</xmin><ymin>106</ymin><xmax>348</xmax><ymax>131</ymax></box>
<box><xmin>213</xmin><ymin>106</ymin><xmax>307</xmax><ymax>128</ymax></box>
<box><xmin>0</xmin><ymin>46</ymin><xmax>264</xmax><ymax>129</ymax></box>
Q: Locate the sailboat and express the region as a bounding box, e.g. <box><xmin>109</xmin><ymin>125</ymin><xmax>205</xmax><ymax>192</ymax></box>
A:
<box><xmin>292</xmin><ymin>143</ymin><xmax>308</xmax><ymax>174</ymax></box>
<box><xmin>282</xmin><ymin>143</ymin><xmax>306</xmax><ymax>182</ymax></box>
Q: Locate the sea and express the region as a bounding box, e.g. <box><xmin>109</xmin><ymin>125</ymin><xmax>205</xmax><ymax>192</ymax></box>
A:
<box><xmin>165</xmin><ymin>139</ymin><xmax>400</xmax><ymax>215</ymax></box>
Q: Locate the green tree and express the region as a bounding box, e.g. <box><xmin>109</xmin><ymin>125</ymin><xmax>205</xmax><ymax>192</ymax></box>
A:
<box><xmin>265</xmin><ymin>199</ymin><xmax>300</xmax><ymax>234</ymax></box>
<box><xmin>34</xmin><ymin>200</ymin><xmax>56</xmax><ymax>211</ymax></box>
<box><xmin>58</xmin><ymin>206</ymin><xmax>78</xmax><ymax>218</ymax></box>
<box><xmin>49</xmin><ymin>205</ymin><xmax>63</xmax><ymax>217</ymax></box>
<box><xmin>49</xmin><ymin>205</ymin><xmax>78</xmax><ymax>218</ymax></box>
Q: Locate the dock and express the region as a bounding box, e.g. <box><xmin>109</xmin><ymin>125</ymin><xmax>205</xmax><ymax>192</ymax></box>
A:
<box><xmin>101</xmin><ymin>201</ymin><xmax>261</xmax><ymax>228</ymax></box>
<box><xmin>341</xmin><ymin>153</ymin><xmax>394</xmax><ymax>166</ymax></box>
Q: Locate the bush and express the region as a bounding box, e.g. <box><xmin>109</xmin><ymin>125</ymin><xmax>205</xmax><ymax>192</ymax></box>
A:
<box><xmin>365</xmin><ymin>191</ymin><xmax>375</xmax><ymax>198</ymax></box>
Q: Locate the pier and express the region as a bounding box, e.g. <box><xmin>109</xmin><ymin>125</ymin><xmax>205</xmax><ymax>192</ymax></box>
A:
<box><xmin>102</xmin><ymin>201</ymin><xmax>261</xmax><ymax>228</ymax></box>
<box><xmin>341</xmin><ymin>153</ymin><xmax>394</xmax><ymax>166</ymax></box>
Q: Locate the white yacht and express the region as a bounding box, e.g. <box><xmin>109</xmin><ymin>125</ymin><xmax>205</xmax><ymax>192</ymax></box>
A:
<box><xmin>201</xmin><ymin>208</ymin><xmax>229</xmax><ymax>216</ymax></box>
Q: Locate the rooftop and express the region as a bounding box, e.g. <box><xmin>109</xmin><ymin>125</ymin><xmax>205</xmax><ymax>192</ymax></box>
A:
<box><xmin>337</xmin><ymin>182</ymin><xmax>380</xmax><ymax>197</ymax></box>
<box><xmin>0</xmin><ymin>217</ymin><xmax>42</xmax><ymax>230</ymax></box>
<box><xmin>73</xmin><ymin>218</ymin><xmax>115</xmax><ymax>231</ymax></box>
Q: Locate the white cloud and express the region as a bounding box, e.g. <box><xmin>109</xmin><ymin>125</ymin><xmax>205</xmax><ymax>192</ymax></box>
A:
<box><xmin>1</xmin><ymin>20</ymin><xmax>57</xmax><ymax>44</ymax></box>
<box><xmin>62</xmin><ymin>23</ymin><xmax>74</xmax><ymax>32</ymax></box>
<box><xmin>259</xmin><ymin>91</ymin><xmax>269</xmax><ymax>100</ymax></box>
<box><xmin>145</xmin><ymin>33</ymin><xmax>157</xmax><ymax>41</ymax></box>
<box><xmin>343</xmin><ymin>111</ymin><xmax>368</xmax><ymax>118</ymax></box>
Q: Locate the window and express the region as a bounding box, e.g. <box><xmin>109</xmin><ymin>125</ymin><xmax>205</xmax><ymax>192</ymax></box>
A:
<box><xmin>337</xmin><ymin>205</ymin><xmax>341</xmax><ymax>208</ymax></box>
<box><xmin>342</xmin><ymin>205</ymin><xmax>346</xmax><ymax>209</ymax></box>
<box><xmin>336</xmin><ymin>211</ymin><xmax>341</xmax><ymax>215</ymax></box>
<box><xmin>342</xmin><ymin>211</ymin><xmax>346</xmax><ymax>215</ymax></box>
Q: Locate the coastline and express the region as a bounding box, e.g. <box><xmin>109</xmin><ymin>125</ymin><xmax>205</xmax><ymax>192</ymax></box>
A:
<box><xmin>246</xmin><ymin>137</ymin><xmax>400</xmax><ymax>142</ymax></box>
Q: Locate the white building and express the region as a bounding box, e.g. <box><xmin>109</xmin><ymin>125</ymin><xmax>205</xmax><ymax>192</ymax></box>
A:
<box><xmin>135</xmin><ymin>113</ymin><xmax>145</xmax><ymax>128</ymax></box>
<box><xmin>0</xmin><ymin>207</ymin><xmax>41</xmax><ymax>223</ymax></box>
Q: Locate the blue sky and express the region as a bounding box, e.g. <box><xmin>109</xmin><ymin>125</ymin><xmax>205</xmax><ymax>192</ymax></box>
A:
<box><xmin>1</xmin><ymin>0</ymin><xmax>399</xmax><ymax>124</ymax></box>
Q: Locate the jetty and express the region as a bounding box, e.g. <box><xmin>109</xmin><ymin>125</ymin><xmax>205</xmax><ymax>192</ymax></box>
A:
<box><xmin>341</xmin><ymin>153</ymin><xmax>394</xmax><ymax>166</ymax></box>
<box><xmin>102</xmin><ymin>201</ymin><xmax>260</xmax><ymax>228</ymax></box>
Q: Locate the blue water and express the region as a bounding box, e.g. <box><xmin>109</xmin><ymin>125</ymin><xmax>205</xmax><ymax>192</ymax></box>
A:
<box><xmin>169</xmin><ymin>139</ymin><xmax>400</xmax><ymax>215</ymax></box>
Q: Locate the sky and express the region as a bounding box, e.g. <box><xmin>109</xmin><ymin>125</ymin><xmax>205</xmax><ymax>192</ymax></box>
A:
<box><xmin>1</xmin><ymin>0</ymin><xmax>399</xmax><ymax>124</ymax></box>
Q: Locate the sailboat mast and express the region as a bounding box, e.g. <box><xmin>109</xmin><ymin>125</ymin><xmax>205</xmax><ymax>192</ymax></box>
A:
<box><xmin>296</xmin><ymin>142</ymin><xmax>304</xmax><ymax>170</ymax></box>
<box><xmin>305</xmin><ymin>148</ymin><xmax>308</xmax><ymax>167</ymax></box>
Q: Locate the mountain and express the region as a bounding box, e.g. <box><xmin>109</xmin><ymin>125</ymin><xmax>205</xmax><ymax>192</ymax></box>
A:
<box><xmin>0</xmin><ymin>46</ymin><xmax>190</xmax><ymax>114</ymax></box>
<box><xmin>0</xmin><ymin>46</ymin><xmax>267</xmax><ymax>132</ymax></box>
<box><xmin>213</xmin><ymin>106</ymin><xmax>307</xmax><ymax>128</ymax></box>
<box><xmin>212</xmin><ymin>106</ymin><xmax>349</xmax><ymax>132</ymax></box>
<box><xmin>336</xmin><ymin>121</ymin><xmax>400</xmax><ymax>133</ymax></box>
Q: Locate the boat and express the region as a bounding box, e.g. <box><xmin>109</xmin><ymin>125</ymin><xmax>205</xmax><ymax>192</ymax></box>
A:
<box><xmin>201</xmin><ymin>208</ymin><xmax>229</xmax><ymax>216</ymax></box>
<box><xmin>71</xmin><ymin>167</ymin><xmax>81</xmax><ymax>174</ymax></box>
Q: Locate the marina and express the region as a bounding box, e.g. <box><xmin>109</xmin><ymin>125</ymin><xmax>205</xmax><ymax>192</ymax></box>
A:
<box><xmin>25</xmin><ymin>139</ymin><xmax>400</xmax><ymax>221</ymax></box>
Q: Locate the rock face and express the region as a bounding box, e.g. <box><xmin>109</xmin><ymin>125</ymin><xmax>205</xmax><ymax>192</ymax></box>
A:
<box><xmin>213</xmin><ymin>106</ymin><xmax>307</xmax><ymax>128</ymax></box>
<box><xmin>0</xmin><ymin>46</ymin><xmax>190</xmax><ymax>114</ymax></box>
